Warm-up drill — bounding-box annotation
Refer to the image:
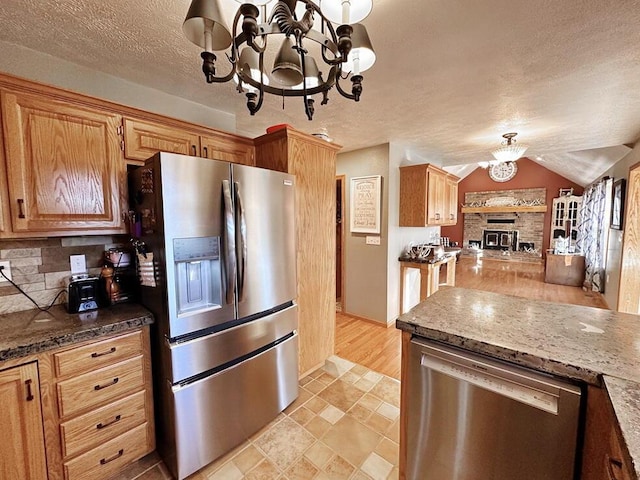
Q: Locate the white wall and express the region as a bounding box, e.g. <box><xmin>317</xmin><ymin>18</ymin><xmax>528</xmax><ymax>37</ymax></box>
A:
<box><xmin>0</xmin><ymin>41</ymin><xmax>235</xmax><ymax>132</ymax></box>
<box><xmin>601</xmin><ymin>143</ymin><xmax>640</xmax><ymax>310</ymax></box>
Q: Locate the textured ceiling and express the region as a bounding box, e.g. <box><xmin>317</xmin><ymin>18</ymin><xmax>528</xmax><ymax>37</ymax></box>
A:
<box><xmin>1</xmin><ymin>0</ymin><xmax>640</xmax><ymax>185</ymax></box>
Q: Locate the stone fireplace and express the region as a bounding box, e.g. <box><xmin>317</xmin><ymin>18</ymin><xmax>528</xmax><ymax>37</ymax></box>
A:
<box><xmin>462</xmin><ymin>188</ymin><xmax>546</xmax><ymax>262</ymax></box>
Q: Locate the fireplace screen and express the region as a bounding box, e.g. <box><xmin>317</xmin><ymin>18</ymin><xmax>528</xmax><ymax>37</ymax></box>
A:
<box><xmin>482</xmin><ymin>230</ymin><xmax>518</xmax><ymax>250</ymax></box>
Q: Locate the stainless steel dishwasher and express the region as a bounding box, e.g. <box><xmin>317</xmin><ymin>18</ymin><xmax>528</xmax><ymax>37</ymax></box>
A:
<box><xmin>406</xmin><ymin>337</ymin><xmax>583</xmax><ymax>480</ymax></box>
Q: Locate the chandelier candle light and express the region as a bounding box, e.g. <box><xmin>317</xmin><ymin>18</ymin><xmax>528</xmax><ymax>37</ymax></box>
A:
<box><xmin>183</xmin><ymin>0</ymin><xmax>376</xmax><ymax>120</ymax></box>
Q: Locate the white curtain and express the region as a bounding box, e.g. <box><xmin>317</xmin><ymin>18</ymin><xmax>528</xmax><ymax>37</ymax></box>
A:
<box><xmin>576</xmin><ymin>177</ymin><xmax>612</xmax><ymax>292</ymax></box>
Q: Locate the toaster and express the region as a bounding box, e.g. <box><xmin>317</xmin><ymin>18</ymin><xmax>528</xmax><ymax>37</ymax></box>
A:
<box><xmin>66</xmin><ymin>275</ymin><xmax>101</xmax><ymax>313</ymax></box>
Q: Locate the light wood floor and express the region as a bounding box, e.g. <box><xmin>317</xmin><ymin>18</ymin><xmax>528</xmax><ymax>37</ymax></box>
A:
<box><xmin>335</xmin><ymin>256</ymin><xmax>609</xmax><ymax>380</ymax></box>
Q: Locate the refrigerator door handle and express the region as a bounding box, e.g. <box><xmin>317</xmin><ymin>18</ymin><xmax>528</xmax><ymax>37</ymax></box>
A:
<box><xmin>235</xmin><ymin>181</ymin><xmax>247</xmax><ymax>301</ymax></box>
<box><xmin>222</xmin><ymin>180</ymin><xmax>236</xmax><ymax>305</ymax></box>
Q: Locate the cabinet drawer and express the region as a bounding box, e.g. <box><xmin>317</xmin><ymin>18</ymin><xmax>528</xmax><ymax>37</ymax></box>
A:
<box><xmin>54</xmin><ymin>330</ymin><xmax>143</xmax><ymax>378</ymax></box>
<box><xmin>57</xmin><ymin>356</ymin><xmax>144</xmax><ymax>418</ymax></box>
<box><xmin>60</xmin><ymin>390</ymin><xmax>147</xmax><ymax>458</ymax></box>
<box><xmin>63</xmin><ymin>423</ymin><xmax>149</xmax><ymax>480</ymax></box>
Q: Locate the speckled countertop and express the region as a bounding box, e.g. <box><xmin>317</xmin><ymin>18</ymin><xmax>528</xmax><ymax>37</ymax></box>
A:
<box><xmin>396</xmin><ymin>287</ymin><xmax>640</xmax><ymax>478</ymax></box>
<box><xmin>0</xmin><ymin>303</ymin><xmax>154</xmax><ymax>362</ymax></box>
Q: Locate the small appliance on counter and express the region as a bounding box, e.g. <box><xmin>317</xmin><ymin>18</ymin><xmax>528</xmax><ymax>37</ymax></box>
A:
<box><xmin>65</xmin><ymin>274</ymin><xmax>101</xmax><ymax>313</ymax></box>
<box><xmin>100</xmin><ymin>248</ymin><xmax>136</xmax><ymax>305</ymax></box>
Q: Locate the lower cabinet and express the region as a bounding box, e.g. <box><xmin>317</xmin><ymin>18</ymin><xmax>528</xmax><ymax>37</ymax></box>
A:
<box><xmin>0</xmin><ymin>362</ymin><xmax>48</xmax><ymax>480</ymax></box>
<box><xmin>581</xmin><ymin>385</ymin><xmax>634</xmax><ymax>480</ymax></box>
<box><xmin>52</xmin><ymin>328</ymin><xmax>155</xmax><ymax>480</ymax></box>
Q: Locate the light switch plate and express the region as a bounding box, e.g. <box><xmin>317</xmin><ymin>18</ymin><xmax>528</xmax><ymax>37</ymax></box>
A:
<box><xmin>70</xmin><ymin>254</ymin><xmax>87</xmax><ymax>274</ymax></box>
<box><xmin>0</xmin><ymin>261</ymin><xmax>12</xmax><ymax>283</ymax></box>
<box><xmin>366</xmin><ymin>236</ymin><xmax>381</xmax><ymax>245</ymax></box>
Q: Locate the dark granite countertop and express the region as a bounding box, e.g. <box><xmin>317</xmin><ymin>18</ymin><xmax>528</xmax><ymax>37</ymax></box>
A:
<box><xmin>0</xmin><ymin>303</ymin><xmax>154</xmax><ymax>362</ymax></box>
<box><xmin>396</xmin><ymin>287</ymin><xmax>640</xmax><ymax>478</ymax></box>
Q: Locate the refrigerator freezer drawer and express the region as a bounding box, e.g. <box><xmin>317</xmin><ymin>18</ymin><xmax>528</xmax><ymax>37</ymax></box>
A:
<box><xmin>169</xmin><ymin>332</ymin><xmax>299</xmax><ymax>480</ymax></box>
<box><xmin>167</xmin><ymin>303</ymin><xmax>297</xmax><ymax>383</ymax></box>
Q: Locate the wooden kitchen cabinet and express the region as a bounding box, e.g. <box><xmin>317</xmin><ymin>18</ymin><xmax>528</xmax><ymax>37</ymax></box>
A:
<box><xmin>1</xmin><ymin>89</ymin><xmax>126</xmax><ymax>236</ymax></box>
<box><xmin>254</xmin><ymin>126</ymin><xmax>340</xmax><ymax>376</ymax></box>
<box><xmin>0</xmin><ymin>362</ymin><xmax>48</xmax><ymax>480</ymax></box>
<box><xmin>52</xmin><ymin>328</ymin><xmax>155</xmax><ymax>480</ymax></box>
<box><xmin>124</xmin><ymin>117</ymin><xmax>255</xmax><ymax>166</ymax></box>
<box><xmin>582</xmin><ymin>385</ymin><xmax>634</xmax><ymax>480</ymax></box>
<box><xmin>399</xmin><ymin>163</ymin><xmax>459</xmax><ymax>226</ymax></box>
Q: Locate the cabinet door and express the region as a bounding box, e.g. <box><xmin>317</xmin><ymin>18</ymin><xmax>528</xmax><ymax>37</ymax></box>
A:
<box><xmin>0</xmin><ymin>362</ymin><xmax>47</xmax><ymax>480</ymax></box>
<box><xmin>200</xmin><ymin>132</ymin><xmax>255</xmax><ymax>165</ymax></box>
<box><xmin>123</xmin><ymin>117</ymin><xmax>200</xmax><ymax>164</ymax></box>
<box><xmin>427</xmin><ymin>169</ymin><xmax>446</xmax><ymax>224</ymax></box>
<box><xmin>2</xmin><ymin>90</ymin><xmax>125</xmax><ymax>234</ymax></box>
<box><xmin>445</xmin><ymin>176</ymin><xmax>458</xmax><ymax>225</ymax></box>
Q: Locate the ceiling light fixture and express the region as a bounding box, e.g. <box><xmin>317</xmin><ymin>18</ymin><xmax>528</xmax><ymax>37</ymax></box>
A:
<box><xmin>183</xmin><ymin>0</ymin><xmax>376</xmax><ymax>121</ymax></box>
<box><xmin>491</xmin><ymin>132</ymin><xmax>528</xmax><ymax>163</ymax></box>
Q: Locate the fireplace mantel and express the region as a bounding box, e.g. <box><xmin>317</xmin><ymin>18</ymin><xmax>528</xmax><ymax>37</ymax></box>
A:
<box><xmin>461</xmin><ymin>205</ymin><xmax>548</xmax><ymax>214</ymax></box>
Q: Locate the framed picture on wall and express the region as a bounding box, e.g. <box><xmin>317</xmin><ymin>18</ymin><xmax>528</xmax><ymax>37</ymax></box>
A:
<box><xmin>350</xmin><ymin>175</ymin><xmax>382</xmax><ymax>234</ymax></box>
<box><xmin>611</xmin><ymin>178</ymin><xmax>626</xmax><ymax>230</ymax></box>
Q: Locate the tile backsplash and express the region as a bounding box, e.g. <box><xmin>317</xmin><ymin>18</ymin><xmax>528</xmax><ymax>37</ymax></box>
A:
<box><xmin>0</xmin><ymin>236</ymin><xmax>129</xmax><ymax>315</ymax></box>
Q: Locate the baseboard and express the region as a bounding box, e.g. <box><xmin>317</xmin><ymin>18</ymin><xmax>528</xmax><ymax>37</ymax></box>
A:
<box><xmin>339</xmin><ymin>310</ymin><xmax>394</xmax><ymax>328</ymax></box>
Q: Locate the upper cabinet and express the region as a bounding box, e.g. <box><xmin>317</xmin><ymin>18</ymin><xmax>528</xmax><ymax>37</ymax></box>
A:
<box><xmin>399</xmin><ymin>163</ymin><xmax>459</xmax><ymax>226</ymax></box>
<box><xmin>123</xmin><ymin>118</ymin><xmax>255</xmax><ymax>166</ymax></box>
<box><xmin>1</xmin><ymin>90</ymin><xmax>126</xmax><ymax>236</ymax></box>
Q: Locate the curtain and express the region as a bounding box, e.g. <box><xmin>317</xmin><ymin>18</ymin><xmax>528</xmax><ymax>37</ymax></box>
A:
<box><xmin>576</xmin><ymin>177</ymin><xmax>612</xmax><ymax>292</ymax></box>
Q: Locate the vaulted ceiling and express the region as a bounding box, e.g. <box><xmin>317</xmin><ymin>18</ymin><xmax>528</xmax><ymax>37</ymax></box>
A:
<box><xmin>1</xmin><ymin>0</ymin><xmax>639</xmax><ymax>186</ymax></box>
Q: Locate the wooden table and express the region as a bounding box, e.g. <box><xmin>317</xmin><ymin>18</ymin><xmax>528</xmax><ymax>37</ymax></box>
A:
<box><xmin>399</xmin><ymin>256</ymin><xmax>456</xmax><ymax>315</ymax></box>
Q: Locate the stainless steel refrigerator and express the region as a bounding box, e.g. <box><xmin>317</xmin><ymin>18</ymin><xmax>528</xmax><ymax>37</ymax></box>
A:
<box><xmin>129</xmin><ymin>152</ymin><xmax>298</xmax><ymax>480</ymax></box>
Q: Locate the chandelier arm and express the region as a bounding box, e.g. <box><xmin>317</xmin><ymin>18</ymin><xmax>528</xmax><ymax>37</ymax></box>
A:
<box><xmin>334</xmin><ymin>71</ymin><xmax>356</xmax><ymax>100</ymax></box>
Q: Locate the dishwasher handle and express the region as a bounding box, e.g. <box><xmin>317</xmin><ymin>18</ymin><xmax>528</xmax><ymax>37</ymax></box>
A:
<box><xmin>420</xmin><ymin>352</ymin><xmax>560</xmax><ymax>414</ymax></box>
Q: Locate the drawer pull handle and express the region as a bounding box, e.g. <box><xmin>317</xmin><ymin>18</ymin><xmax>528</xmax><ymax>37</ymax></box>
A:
<box><xmin>25</xmin><ymin>379</ymin><xmax>34</xmax><ymax>401</ymax></box>
<box><xmin>17</xmin><ymin>199</ymin><xmax>25</xmax><ymax>219</ymax></box>
<box><xmin>91</xmin><ymin>347</ymin><xmax>116</xmax><ymax>358</ymax></box>
<box><xmin>100</xmin><ymin>449</ymin><xmax>124</xmax><ymax>465</ymax></box>
<box><xmin>94</xmin><ymin>377</ymin><xmax>119</xmax><ymax>390</ymax></box>
<box><xmin>96</xmin><ymin>414</ymin><xmax>122</xmax><ymax>430</ymax></box>
<box><xmin>203</xmin><ymin>146</ymin><xmax>208</xmax><ymax>158</ymax></box>
<box><xmin>606</xmin><ymin>455</ymin><xmax>623</xmax><ymax>480</ymax></box>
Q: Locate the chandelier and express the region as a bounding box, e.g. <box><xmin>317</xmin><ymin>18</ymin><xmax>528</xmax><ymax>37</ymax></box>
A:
<box><xmin>183</xmin><ymin>0</ymin><xmax>376</xmax><ymax>121</ymax></box>
<box><xmin>490</xmin><ymin>132</ymin><xmax>528</xmax><ymax>163</ymax></box>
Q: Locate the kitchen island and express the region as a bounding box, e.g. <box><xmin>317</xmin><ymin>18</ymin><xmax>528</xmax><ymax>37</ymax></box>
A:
<box><xmin>396</xmin><ymin>287</ymin><xmax>640</xmax><ymax>479</ymax></box>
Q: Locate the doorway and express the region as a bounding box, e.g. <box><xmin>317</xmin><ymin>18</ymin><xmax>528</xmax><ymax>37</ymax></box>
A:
<box><xmin>336</xmin><ymin>175</ymin><xmax>345</xmax><ymax>311</ymax></box>
<box><xmin>618</xmin><ymin>162</ymin><xmax>640</xmax><ymax>313</ymax></box>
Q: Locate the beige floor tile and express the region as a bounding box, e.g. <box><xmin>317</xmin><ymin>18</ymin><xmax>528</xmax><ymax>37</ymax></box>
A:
<box><xmin>305</xmin><ymin>396</ymin><xmax>329</xmax><ymax>414</ymax></box>
<box><xmin>364</xmin><ymin>412</ymin><xmax>393</xmax><ymax>434</ymax></box>
<box><xmin>304</xmin><ymin>415</ymin><xmax>332</xmax><ymax>438</ymax></box>
<box><xmin>130</xmin><ymin>464</ymin><xmax>171</xmax><ymax>480</ymax></box>
<box><xmin>304</xmin><ymin>442</ymin><xmax>334</xmax><ymax>469</ymax></box>
<box><xmin>254</xmin><ymin>417</ymin><xmax>315</xmax><ymax>470</ymax></box>
<box><xmin>284</xmin><ymin>388</ymin><xmax>314</xmax><ymax>414</ymax></box>
<box><xmin>387</xmin><ymin>466</ymin><xmax>400</xmax><ymax>480</ymax></box>
<box><xmin>358</xmin><ymin>393</ymin><xmax>383</xmax><ymax>412</ymax></box>
<box><xmin>374</xmin><ymin>438</ymin><xmax>399</xmax><ymax>466</ymax></box>
<box><xmin>360</xmin><ymin>453</ymin><xmax>393</xmax><ymax>480</ymax></box>
<box><xmin>375</xmin><ymin>402</ymin><xmax>400</xmax><ymax>421</ymax></box>
<box><xmin>350</xmin><ymin>364</ymin><xmax>369</xmax><ymax>376</ymax></box>
<box><xmin>316</xmin><ymin>371</ymin><xmax>339</xmax><ymax>385</ymax></box>
<box><xmin>290</xmin><ymin>405</ymin><xmax>316</xmax><ymax>426</ymax></box>
<box><xmin>244</xmin><ymin>459</ymin><xmax>281</xmax><ymax>480</ymax></box>
<box><xmin>300</xmin><ymin>375</ymin><xmax>314</xmax><ymax>386</ymax></box>
<box><xmin>369</xmin><ymin>378</ymin><xmax>400</xmax><ymax>408</ymax></box>
<box><xmin>351</xmin><ymin>471</ymin><xmax>373</xmax><ymax>480</ymax></box>
<box><xmin>353</xmin><ymin>377</ymin><xmax>376</xmax><ymax>392</ymax></box>
<box><xmin>195</xmin><ymin>442</ymin><xmax>249</xmax><ymax>478</ymax></box>
<box><xmin>206</xmin><ymin>461</ymin><xmax>244</xmax><ymax>480</ymax></box>
<box><xmin>304</xmin><ymin>380</ymin><xmax>327</xmax><ymax>395</ymax></box>
<box><xmin>322</xmin><ymin>455</ymin><xmax>355</xmax><ymax>478</ymax></box>
<box><xmin>321</xmin><ymin>416</ymin><xmax>382</xmax><ymax>467</ymax></box>
<box><xmin>319</xmin><ymin>404</ymin><xmax>345</xmax><ymax>425</ymax></box>
<box><xmin>363</xmin><ymin>371</ymin><xmax>383</xmax><ymax>384</ymax></box>
<box><xmin>385</xmin><ymin>419</ymin><xmax>400</xmax><ymax>444</ymax></box>
<box><xmin>323</xmin><ymin>356</ymin><xmax>356</xmax><ymax>377</ymax></box>
<box><xmin>339</xmin><ymin>370</ymin><xmax>361</xmax><ymax>385</ymax></box>
<box><xmin>232</xmin><ymin>445</ymin><xmax>265</xmax><ymax>474</ymax></box>
<box><xmin>285</xmin><ymin>456</ymin><xmax>320</xmax><ymax>480</ymax></box>
<box><xmin>348</xmin><ymin>403</ymin><xmax>372</xmax><ymax>423</ymax></box>
<box><xmin>317</xmin><ymin>379</ymin><xmax>365</xmax><ymax>412</ymax></box>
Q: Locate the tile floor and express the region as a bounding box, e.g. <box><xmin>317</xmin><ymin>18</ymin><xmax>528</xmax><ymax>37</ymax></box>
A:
<box><xmin>115</xmin><ymin>356</ymin><xmax>400</xmax><ymax>480</ymax></box>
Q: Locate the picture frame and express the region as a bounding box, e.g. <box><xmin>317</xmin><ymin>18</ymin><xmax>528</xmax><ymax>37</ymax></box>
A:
<box><xmin>350</xmin><ymin>175</ymin><xmax>382</xmax><ymax>234</ymax></box>
<box><xmin>611</xmin><ymin>178</ymin><xmax>626</xmax><ymax>230</ymax></box>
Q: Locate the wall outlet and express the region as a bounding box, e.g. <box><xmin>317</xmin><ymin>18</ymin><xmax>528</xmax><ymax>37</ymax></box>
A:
<box><xmin>0</xmin><ymin>261</ymin><xmax>12</xmax><ymax>283</ymax></box>
<box><xmin>366</xmin><ymin>236</ymin><xmax>381</xmax><ymax>245</ymax></box>
<box><xmin>69</xmin><ymin>254</ymin><xmax>87</xmax><ymax>274</ymax></box>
